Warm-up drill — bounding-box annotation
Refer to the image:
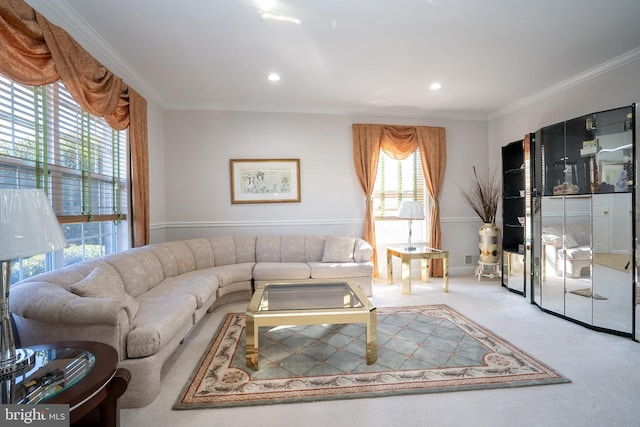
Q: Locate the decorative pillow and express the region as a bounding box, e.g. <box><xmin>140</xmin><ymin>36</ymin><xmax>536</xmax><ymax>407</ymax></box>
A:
<box><xmin>321</xmin><ymin>237</ymin><xmax>356</xmax><ymax>263</ymax></box>
<box><xmin>69</xmin><ymin>267</ymin><xmax>139</xmax><ymax>322</ymax></box>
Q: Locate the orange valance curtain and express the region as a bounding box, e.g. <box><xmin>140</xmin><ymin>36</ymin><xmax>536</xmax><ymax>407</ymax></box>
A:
<box><xmin>352</xmin><ymin>124</ymin><xmax>447</xmax><ymax>277</ymax></box>
<box><xmin>0</xmin><ymin>0</ymin><xmax>150</xmax><ymax>246</ymax></box>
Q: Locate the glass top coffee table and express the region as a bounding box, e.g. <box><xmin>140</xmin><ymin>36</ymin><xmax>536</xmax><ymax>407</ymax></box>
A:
<box><xmin>245</xmin><ymin>280</ymin><xmax>377</xmax><ymax>370</ymax></box>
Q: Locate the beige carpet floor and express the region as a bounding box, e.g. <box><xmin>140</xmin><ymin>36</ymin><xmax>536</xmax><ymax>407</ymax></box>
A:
<box><xmin>121</xmin><ymin>276</ymin><xmax>640</xmax><ymax>427</ymax></box>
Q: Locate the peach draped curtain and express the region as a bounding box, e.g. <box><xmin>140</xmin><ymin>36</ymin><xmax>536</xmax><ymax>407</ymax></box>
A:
<box><xmin>353</xmin><ymin>124</ymin><xmax>446</xmax><ymax>277</ymax></box>
<box><xmin>0</xmin><ymin>0</ymin><xmax>150</xmax><ymax>246</ymax></box>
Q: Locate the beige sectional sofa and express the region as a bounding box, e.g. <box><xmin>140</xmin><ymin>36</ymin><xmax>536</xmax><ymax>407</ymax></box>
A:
<box><xmin>9</xmin><ymin>235</ymin><xmax>373</xmax><ymax>408</ymax></box>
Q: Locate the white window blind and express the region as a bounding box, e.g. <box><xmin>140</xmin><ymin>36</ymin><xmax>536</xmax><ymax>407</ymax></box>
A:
<box><xmin>373</xmin><ymin>149</ymin><xmax>426</xmax><ymax>219</ymax></box>
<box><xmin>0</xmin><ymin>76</ymin><xmax>127</xmax><ymax>222</ymax></box>
<box><xmin>0</xmin><ymin>74</ymin><xmax>128</xmax><ymax>282</ymax></box>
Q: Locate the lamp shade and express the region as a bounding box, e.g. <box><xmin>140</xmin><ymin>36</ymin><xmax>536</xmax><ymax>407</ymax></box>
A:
<box><xmin>0</xmin><ymin>189</ymin><xmax>66</xmax><ymax>260</ymax></box>
<box><xmin>397</xmin><ymin>200</ymin><xmax>425</xmax><ymax>220</ymax></box>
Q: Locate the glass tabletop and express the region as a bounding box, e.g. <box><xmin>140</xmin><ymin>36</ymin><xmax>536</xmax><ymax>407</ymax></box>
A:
<box><xmin>256</xmin><ymin>282</ymin><xmax>366</xmax><ymax>311</ymax></box>
<box><xmin>1</xmin><ymin>347</ymin><xmax>95</xmax><ymax>405</ymax></box>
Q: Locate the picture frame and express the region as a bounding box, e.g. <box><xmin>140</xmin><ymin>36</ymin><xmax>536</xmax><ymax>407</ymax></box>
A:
<box><xmin>599</xmin><ymin>162</ymin><xmax>625</xmax><ymax>186</ymax></box>
<box><xmin>230</xmin><ymin>158</ymin><xmax>301</xmax><ymax>204</ymax></box>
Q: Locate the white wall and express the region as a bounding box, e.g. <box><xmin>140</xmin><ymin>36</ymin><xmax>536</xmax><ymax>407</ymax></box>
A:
<box><xmin>154</xmin><ymin>110</ymin><xmax>488</xmax><ymax>273</ymax></box>
<box><xmin>148</xmin><ymin>61</ymin><xmax>640</xmax><ymax>276</ymax></box>
<box><xmin>147</xmin><ymin>98</ymin><xmax>167</xmax><ymax>243</ymax></box>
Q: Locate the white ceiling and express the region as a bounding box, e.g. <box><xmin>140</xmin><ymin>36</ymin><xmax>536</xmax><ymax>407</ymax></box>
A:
<box><xmin>26</xmin><ymin>0</ymin><xmax>640</xmax><ymax>119</ymax></box>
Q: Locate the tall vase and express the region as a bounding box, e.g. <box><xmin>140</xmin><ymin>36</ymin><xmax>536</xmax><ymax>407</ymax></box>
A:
<box><xmin>478</xmin><ymin>223</ymin><xmax>500</xmax><ymax>263</ymax></box>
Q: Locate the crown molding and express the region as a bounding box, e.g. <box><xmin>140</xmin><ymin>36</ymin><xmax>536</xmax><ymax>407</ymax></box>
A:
<box><xmin>24</xmin><ymin>0</ymin><xmax>165</xmax><ymax>106</ymax></box>
<box><xmin>166</xmin><ymin>102</ymin><xmax>490</xmax><ymax>121</ymax></box>
<box><xmin>489</xmin><ymin>47</ymin><xmax>640</xmax><ymax>120</ymax></box>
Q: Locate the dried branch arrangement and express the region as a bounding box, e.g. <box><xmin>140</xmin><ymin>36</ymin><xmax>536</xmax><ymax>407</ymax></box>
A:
<box><xmin>458</xmin><ymin>166</ymin><xmax>501</xmax><ymax>224</ymax></box>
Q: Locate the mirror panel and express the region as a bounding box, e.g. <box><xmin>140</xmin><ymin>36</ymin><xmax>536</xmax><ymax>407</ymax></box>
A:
<box><xmin>562</xmin><ymin>196</ymin><xmax>593</xmax><ymax>325</ymax></box>
<box><xmin>506</xmin><ymin>252</ymin><xmax>525</xmax><ymax>293</ymax></box>
<box><xmin>540</xmin><ymin>196</ymin><xmax>565</xmax><ymax>315</ymax></box>
<box><xmin>634</xmin><ymin>102</ymin><xmax>639</xmax><ymax>341</ymax></box>
<box><xmin>532</xmin><ymin>195</ymin><xmax>542</xmax><ymax>306</ymax></box>
<box><xmin>592</xmin><ymin>193</ymin><xmax>632</xmax><ymax>332</ymax></box>
<box><xmin>532</xmin><ymin>130</ymin><xmax>543</xmax><ymax>306</ymax></box>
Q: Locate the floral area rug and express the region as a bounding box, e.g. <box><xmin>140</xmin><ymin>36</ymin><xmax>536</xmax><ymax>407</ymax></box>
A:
<box><xmin>174</xmin><ymin>305</ymin><xmax>569</xmax><ymax>409</ymax></box>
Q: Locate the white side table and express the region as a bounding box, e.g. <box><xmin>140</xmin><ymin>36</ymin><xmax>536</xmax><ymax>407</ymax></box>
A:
<box><xmin>476</xmin><ymin>261</ymin><xmax>501</xmax><ymax>281</ymax></box>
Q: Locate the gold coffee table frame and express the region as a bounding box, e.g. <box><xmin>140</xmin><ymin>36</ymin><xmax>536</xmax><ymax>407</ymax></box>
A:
<box><xmin>245</xmin><ymin>280</ymin><xmax>377</xmax><ymax>371</ymax></box>
<box><xmin>387</xmin><ymin>245</ymin><xmax>449</xmax><ymax>295</ymax></box>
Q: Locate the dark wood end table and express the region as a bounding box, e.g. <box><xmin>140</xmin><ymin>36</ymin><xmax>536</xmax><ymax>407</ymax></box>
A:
<box><xmin>1</xmin><ymin>340</ymin><xmax>130</xmax><ymax>427</ymax></box>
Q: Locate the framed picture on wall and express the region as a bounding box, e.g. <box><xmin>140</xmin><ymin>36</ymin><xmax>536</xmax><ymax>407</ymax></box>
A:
<box><xmin>600</xmin><ymin>162</ymin><xmax>625</xmax><ymax>186</ymax></box>
<box><xmin>230</xmin><ymin>158</ymin><xmax>301</xmax><ymax>204</ymax></box>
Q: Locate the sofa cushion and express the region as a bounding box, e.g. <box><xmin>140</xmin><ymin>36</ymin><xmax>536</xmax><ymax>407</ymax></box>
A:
<box><xmin>253</xmin><ymin>262</ymin><xmax>311</xmax><ymax>281</ymax></box>
<box><xmin>281</xmin><ymin>236</ymin><xmax>306</xmax><ymax>262</ymax></box>
<box><xmin>149</xmin><ymin>241</ymin><xmax>196</xmax><ymax>277</ymax></box>
<box><xmin>127</xmin><ymin>294</ymin><xmax>196</xmax><ymax>358</ymax></box>
<box><xmin>207</xmin><ymin>263</ymin><xmax>254</xmax><ymax>287</ymax></box>
<box><xmin>305</xmin><ymin>235</ymin><xmax>326</xmax><ymax>262</ymax></box>
<box><xmin>256</xmin><ymin>236</ymin><xmax>281</xmax><ymax>262</ymax></box>
<box><xmin>142</xmin><ymin>270</ymin><xmax>219</xmax><ymax>309</ymax></box>
<box><xmin>69</xmin><ymin>266</ymin><xmax>139</xmax><ymax>322</ymax></box>
<box><xmin>562</xmin><ymin>247</ymin><xmax>591</xmax><ymax>261</ymax></box>
<box><xmin>566</xmin><ymin>222</ymin><xmax>591</xmax><ymax>248</ymax></box>
<box><xmin>353</xmin><ymin>238</ymin><xmax>373</xmax><ymax>263</ymax></box>
<box><xmin>322</xmin><ymin>237</ymin><xmax>356</xmax><ymax>262</ymax></box>
<box><xmin>209</xmin><ymin>236</ymin><xmax>237</xmax><ymax>266</ymax></box>
<box><xmin>104</xmin><ymin>248</ymin><xmax>164</xmax><ymax>296</ymax></box>
<box><xmin>184</xmin><ymin>238</ymin><xmax>216</xmax><ymax>269</ymax></box>
<box><xmin>234</xmin><ymin>236</ymin><xmax>257</xmax><ymax>263</ymax></box>
<box><xmin>308</xmin><ymin>262</ymin><xmax>373</xmax><ymax>279</ymax></box>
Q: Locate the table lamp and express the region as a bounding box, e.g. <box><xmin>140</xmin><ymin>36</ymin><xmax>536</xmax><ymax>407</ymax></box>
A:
<box><xmin>0</xmin><ymin>189</ymin><xmax>66</xmax><ymax>376</ymax></box>
<box><xmin>398</xmin><ymin>200</ymin><xmax>424</xmax><ymax>251</ymax></box>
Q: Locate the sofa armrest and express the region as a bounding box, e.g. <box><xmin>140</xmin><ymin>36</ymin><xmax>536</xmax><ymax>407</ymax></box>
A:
<box><xmin>59</xmin><ymin>298</ymin><xmax>129</xmax><ymax>324</ymax></box>
<box><xmin>10</xmin><ymin>281</ymin><xmax>127</xmax><ymax>325</ymax></box>
<box><xmin>354</xmin><ymin>239</ymin><xmax>373</xmax><ymax>263</ymax></box>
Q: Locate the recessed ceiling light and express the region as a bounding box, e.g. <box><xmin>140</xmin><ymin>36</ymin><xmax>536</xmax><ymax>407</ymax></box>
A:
<box><xmin>255</xmin><ymin>0</ymin><xmax>276</xmax><ymax>12</ymax></box>
<box><xmin>430</xmin><ymin>82</ymin><xmax>442</xmax><ymax>90</ymax></box>
<box><xmin>260</xmin><ymin>12</ymin><xmax>301</xmax><ymax>24</ymax></box>
<box><xmin>267</xmin><ymin>73</ymin><xmax>281</xmax><ymax>82</ymax></box>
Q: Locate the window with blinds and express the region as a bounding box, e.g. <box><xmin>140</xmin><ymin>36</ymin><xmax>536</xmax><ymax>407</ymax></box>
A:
<box><xmin>0</xmin><ymin>74</ymin><xmax>128</xmax><ymax>283</ymax></box>
<box><xmin>373</xmin><ymin>149</ymin><xmax>426</xmax><ymax>219</ymax></box>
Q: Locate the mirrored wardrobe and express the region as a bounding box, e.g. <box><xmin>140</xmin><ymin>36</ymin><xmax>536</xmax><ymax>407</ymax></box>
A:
<box><xmin>522</xmin><ymin>104</ymin><xmax>637</xmax><ymax>337</ymax></box>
